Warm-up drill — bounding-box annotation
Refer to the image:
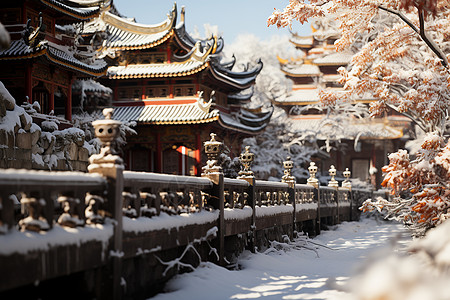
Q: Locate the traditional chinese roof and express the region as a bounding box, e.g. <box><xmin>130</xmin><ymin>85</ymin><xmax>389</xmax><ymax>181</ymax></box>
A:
<box><xmin>82</xmin><ymin>5</ymin><xmax>176</xmax><ymax>50</ymax></box>
<box><xmin>288</xmin><ymin>115</ymin><xmax>405</xmax><ymax>140</ymax></box>
<box><xmin>108</xmin><ymin>60</ymin><xmax>208</xmax><ymax>79</ymax></box>
<box><xmin>274</xmin><ymin>89</ymin><xmax>320</xmax><ymax>105</ymax></box>
<box><xmin>289</xmin><ymin>34</ymin><xmax>314</xmax><ymax>48</ymax></box>
<box><xmin>219</xmin><ymin>111</ymin><xmax>269</xmax><ymax>134</ymax></box>
<box><xmin>0</xmin><ymin>39</ymin><xmax>107</xmax><ymax>76</ymax></box>
<box><xmin>173</xmin><ymin>6</ymin><xmax>224</xmax><ymax>54</ymax></box>
<box><xmin>112</xmin><ymin>102</ymin><xmax>219</xmax><ymax>125</ymax></box>
<box><xmin>281</xmin><ymin>63</ymin><xmax>321</xmax><ymax>77</ymax></box>
<box><xmin>208</xmin><ymin>57</ymin><xmax>263</xmax><ymax>90</ymax></box>
<box><xmin>313</xmin><ymin>52</ymin><xmax>352</xmax><ymax>66</ymax></box>
<box><xmin>228</xmin><ymin>87</ymin><xmax>254</xmax><ymax>104</ymax></box>
<box><xmin>107</xmin><ymin>38</ymin><xmax>213</xmax><ymax>79</ymax></box>
<box><xmin>39</xmin><ymin>0</ymin><xmax>107</xmax><ymax>20</ymax></box>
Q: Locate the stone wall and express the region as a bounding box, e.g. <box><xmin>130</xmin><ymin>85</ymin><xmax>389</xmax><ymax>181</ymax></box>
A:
<box><xmin>0</xmin><ymin>82</ymin><xmax>90</xmax><ymax>172</ymax></box>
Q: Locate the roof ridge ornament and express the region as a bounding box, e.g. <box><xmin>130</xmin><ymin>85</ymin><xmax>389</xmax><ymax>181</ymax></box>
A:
<box><xmin>197</xmin><ymin>90</ymin><xmax>214</xmax><ymax>113</ymax></box>
<box><xmin>23</xmin><ymin>12</ymin><xmax>47</xmax><ymax>48</ymax></box>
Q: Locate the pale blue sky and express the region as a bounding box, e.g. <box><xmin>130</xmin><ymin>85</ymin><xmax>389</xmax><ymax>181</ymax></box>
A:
<box><xmin>113</xmin><ymin>0</ymin><xmax>311</xmax><ymax>43</ymax></box>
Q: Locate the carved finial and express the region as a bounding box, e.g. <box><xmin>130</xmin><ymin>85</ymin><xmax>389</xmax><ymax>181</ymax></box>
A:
<box><xmin>88</xmin><ymin>108</ymin><xmax>123</xmax><ymax>169</ymax></box>
<box><xmin>282</xmin><ymin>156</ymin><xmax>295</xmax><ymax>187</ymax></box>
<box><xmin>328</xmin><ymin>165</ymin><xmax>338</xmax><ymax>188</ymax></box>
<box><xmin>342</xmin><ymin>168</ymin><xmax>352</xmax><ymax>190</ymax></box>
<box><xmin>103</xmin><ymin>107</ymin><xmax>114</xmax><ymax>120</ymax></box>
<box><xmin>307</xmin><ymin>162</ymin><xmax>319</xmax><ymax>188</ymax></box>
<box><xmin>202</xmin><ymin>133</ymin><xmax>224</xmax><ymax>183</ymax></box>
<box><xmin>238</xmin><ymin>145</ymin><xmax>254</xmax><ymax>178</ymax></box>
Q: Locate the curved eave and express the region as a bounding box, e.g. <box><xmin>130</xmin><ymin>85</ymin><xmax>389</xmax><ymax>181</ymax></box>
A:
<box><xmin>40</xmin><ymin>0</ymin><xmax>102</xmax><ymax>20</ymax></box>
<box><xmin>281</xmin><ymin>68</ymin><xmax>321</xmax><ymax>78</ymax></box>
<box><xmin>218</xmin><ymin>113</ymin><xmax>268</xmax><ymax>135</ymax></box>
<box><xmin>46</xmin><ymin>46</ymin><xmax>107</xmax><ymax>76</ymax></box>
<box><xmin>0</xmin><ymin>43</ymin><xmax>107</xmax><ymax>77</ymax></box>
<box><xmin>238</xmin><ymin>106</ymin><xmax>273</xmax><ymax>126</ymax></box>
<box><xmin>102</xmin><ymin>5</ymin><xmax>176</xmax><ymax>35</ymax></box>
<box><xmin>271</xmin><ymin>98</ymin><xmax>318</xmax><ymax>106</ymax></box>
<box><xmin>173</xmin><ymin>22</ymin><xmax>197</xmax><ymax>51</ymax></box>
<box><xmin>212</xmin><ymin>59</ymin><xmax>263</xmax><ymax>79</ymax></box>
<box><xmin>103</xmin><ymin>29</ymin><xmax>174</xmax><ymax>51</ymax></box>
<box><xmin>107</xmin><ymin>61</ymin><xmax>209</xmax><ymax>79</ymax></box>
<box><xmin>145</xmin><ymin>115</ymin><xmax>219</xmax><ymax>125</ymax></box>
<box><xmin>315</xmin><ymin>62</ymin><xmax>348</xmax><ymax>66</ymax></box>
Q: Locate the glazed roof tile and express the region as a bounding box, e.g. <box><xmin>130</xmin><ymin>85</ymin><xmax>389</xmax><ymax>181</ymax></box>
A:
<box><xmin>0</xmin><ymin>39</ymin><xmax>107</xmax><ymax>76</ymax></box>
<box><xmin>281</xmin><ymin>63</ymin><xmax>321</xmax><ymax>76</ymax></box>
<box><xmin>107</xmin><ymin>60</ymin><xmax>208</xmax><ymax>79</ymax></box>
<box><xmin>313</xmin><ymin>52</ymin><xmax>352</xmax><ymax>65</ymax></box>
<box><xmin>112</xmin><ymin>102</ymin><xmax>219</xmax><ymax>125</ymax></box>
<box><xmin>40</xmin><ymin>0</ymin><xmax>102</xmax><ymax>20</ymax></box>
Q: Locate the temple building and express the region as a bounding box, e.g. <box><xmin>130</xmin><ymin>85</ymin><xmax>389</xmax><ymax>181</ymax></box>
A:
<box><xmin>273</xmin><ymin>20</ymin><xmax>412</xmax><ymax>188</ymax></box>
<box><xmin>0</xmin><ymin>0</ymin><xmax>109</xmax><ymax>126</ymax></box>
<box><xmin>81</xmin><ymin>4</ymin><xmax>270</xmax><ymax>175</ymax></box>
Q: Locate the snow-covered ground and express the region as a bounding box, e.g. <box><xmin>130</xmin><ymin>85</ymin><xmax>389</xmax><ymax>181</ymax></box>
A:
<box><xmin>150</xmin><ymin>216</ymin><xmax>410</xmax><ymax>300</ymax></box>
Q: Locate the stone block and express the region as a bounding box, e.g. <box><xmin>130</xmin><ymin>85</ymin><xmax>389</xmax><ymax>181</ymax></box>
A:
<box><xmin>78</xmin><ymin>146</ymin><xmax>90</xmax><ymax>162</ymax></box>
<box><xmin>71</xmin><ymin>160</ymin><xmax>88</xmax><ymax>172</ymax></box>
<box><xmin>16</xmin><ymin>131</ymin><xmax>32</xmax><ymax>149</ymax></box>
<box><xmin>9</xmin><ymin>159</ymin><xmax>31</xmax><ymax>169</ymax></box>
<box><xmin>31</xmin><ymin>129</ymin><xmax>41</xmax><ymax>145</ymax></box>
<box><xmin>56</xmin><ymin>159</ymin><xmax>68</xmax><ymax>171</ymax></box>
<box><xmin>0</xmin><ymin>128</ymin><xmax>15</xmax><ymax>148</ymax></box>
<box><xmin>68</xmin><ymin>142</ymin><xmax>78</xmax><ymax>160</ymax></box>
<box><xmin>19</xmin><ymin>112</ymin><xmax>32</xmax><ymax>131</ymax></box>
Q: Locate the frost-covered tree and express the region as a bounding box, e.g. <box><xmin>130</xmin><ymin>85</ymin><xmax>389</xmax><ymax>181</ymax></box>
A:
<box><xmin>269</xmin><ymin>0</ymin><xmax>450</xmax><ymax>235</ymax></box>
<box><xmin>224</xmin><ymin>35</ymin><xmax>320</xmax><ymax>181</ymax></box>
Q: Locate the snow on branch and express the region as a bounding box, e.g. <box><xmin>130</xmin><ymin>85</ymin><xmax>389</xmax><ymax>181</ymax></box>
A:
<box><xmin>155</xmin><ymin>226</ymin><xmax>218</xmax><ymax>277</ymax></box>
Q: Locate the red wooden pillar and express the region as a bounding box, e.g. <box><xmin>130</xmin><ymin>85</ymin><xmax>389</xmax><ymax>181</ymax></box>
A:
<box><xmin>195</xmin><ymin>130</ymin><xmax>201</xmax><ymax>176</ymax></box>
<box><xmin>25</xmin><ymin>64</ymin><xmax>32</xmax><ymax>103</ymax></box>
<box><xmin>156</xmin><ymin>132</ymin><xmax>162</xmax><ymax>173</ymax></box>
<box><xmin>49</xmin><ymin>84</ymin><xmax>54</xmax><ymax>113</ymax></box>
<box><xmin>65</xmin><ymin>76</ymin><xmax>73</xmax><ymax>121</ymax></box>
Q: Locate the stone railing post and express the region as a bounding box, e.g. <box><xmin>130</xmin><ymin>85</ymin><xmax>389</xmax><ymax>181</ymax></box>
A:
<box><xmin>237</xmin><ymin>146</ymin><xmax>256</xmax><ymax>252</ymax></box>
<box><xmin>201</xmin><ymin>133</ymin><xmax>225</xmax><ymax>265</ymax></box>
<box><xmin>88</xmin><ymin>108</ymin><xmax>124</xmax><ymax>300</ymax></box>
<box><xmin>307</xmin><ymin>162</ymin><xmax>320</xmax><ymax>234</ymax></box>
<box><xmin>342</xmin><ymin>168</ymin><xmax>353</xmax><ymax>220</ymax></box>
<box><xmin>281</xmin><ymin>156</ymin><xmax>295</xmax><ymax>236</ymax></box>
<box><xmin>328</xmin><ymin>165</ymin><xmax>339</xmax><ymax>223</ymax></box>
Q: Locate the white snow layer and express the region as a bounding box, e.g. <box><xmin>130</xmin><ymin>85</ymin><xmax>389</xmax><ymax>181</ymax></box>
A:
<box><xmin>150</xmin><ymin>217</ymin><xmax>410</xmax><ymax>300</ymax></box>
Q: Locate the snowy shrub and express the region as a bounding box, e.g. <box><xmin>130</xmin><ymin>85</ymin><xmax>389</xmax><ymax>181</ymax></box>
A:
<box><xmin>345</xmin><ymin>219</ymin><xmax>450</xmax><ymax>300</ymax></box>
<box><xmin>362</xmin><ymin>133</ymin><xmax>450</xmax><ymax>236</ymax></box>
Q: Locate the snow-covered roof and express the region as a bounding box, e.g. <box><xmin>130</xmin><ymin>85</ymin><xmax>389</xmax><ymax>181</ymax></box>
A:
<box><xmin>277</xmin><ymin>89</ymin><xmax>320</xmax><ymax>104</ymax></box>
<box><xmin>219</xmin><ymin>112</ymin><xmax>269</xmax><ymax>134</ymax></box>
<box><xmin>289</xmin><ymin>35</ymin><xmax>314</xmax><ymax>47</ymax></box>
<box><xmin>0</xmin><ymin>39</ymin><xmax>107</xmax><ymax>76</ymax></box>
<box><xmin>107</xmin><ymin>60</ymin><xmax>208</xmax><ymax>79</ymax></box>
<box><xmin>112</xmin><ymin>103</ymin><xmax>219</xmax><ymax>125</ymax></box>
<box><xmin>281</xmin><ymin>63</ymin><xmax>321</xmax><ymax>76</ymax></box>
<box><xmin>40</xmin><ymin>0</ymin><xmax>104</xmax><ymax>20</ymax></box>
<box><xmin>313</xmin><ymin>52</ymin><xmax>352</xmax><ymax>65</ymax></box>
<box><xmin>288</xmin><ymin>115</ymin><xmax>404</xmax><ymax>140</ymax></box>
<box><xmin>83</xmin><ymin>8</ymin><xmax>175</xmax><ymax>50</ymax></box>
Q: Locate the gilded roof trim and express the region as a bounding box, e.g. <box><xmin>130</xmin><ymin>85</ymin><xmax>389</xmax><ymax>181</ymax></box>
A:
<box><xmin>101</xmin><ymin>5</ymin><xmax>176</xmax><ymax>35</ymax></box>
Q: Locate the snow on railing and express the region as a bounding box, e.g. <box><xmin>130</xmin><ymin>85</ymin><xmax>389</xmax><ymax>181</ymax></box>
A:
<box><xmin>0</xmin><ymin>169</ymin><xmax>107</xmax><ymax>233</ymax></box>
<box><xmin>123</xmin><ymin>171</ymin><xmax>213</xmax><ymax>217</ymax></box>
